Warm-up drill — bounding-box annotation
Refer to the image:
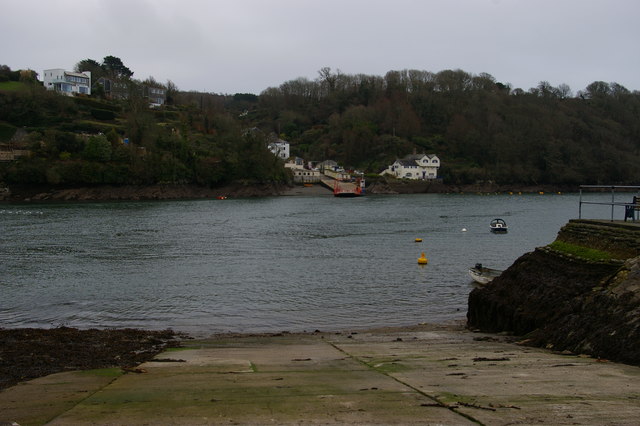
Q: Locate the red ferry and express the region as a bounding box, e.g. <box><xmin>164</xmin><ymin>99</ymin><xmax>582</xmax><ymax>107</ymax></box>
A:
<box><xmin>333</xmin><ymin>178</ymin><xmax>365</xmax><ymax>197</ymax></box>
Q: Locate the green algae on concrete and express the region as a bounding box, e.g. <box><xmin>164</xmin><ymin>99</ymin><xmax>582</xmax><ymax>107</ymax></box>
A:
<box><xmin>0</xmin><ymin>369</ymin><xmax>122</xmax><ymax>426</ymax></box>
<box><xmin>47</xmin><ymin>343</ymin><xmax>470</xmax><ymax>425</ymax></box>
<box><xmin>368</xmin><ymin>359</ymin><xmax>411</xmax><ymax>374</ymax></box>
<box><xmin>78</xmin><ymin>367</ymin><xmax>123</xmax><ymax>377</ymax></box>
<box><xmin>4</xmin><ymin>325</ymin><xmax>640</xmax><ymax>425</ymax></box>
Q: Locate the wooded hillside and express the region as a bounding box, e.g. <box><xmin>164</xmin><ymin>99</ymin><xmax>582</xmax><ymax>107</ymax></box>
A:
<box><xmin>256</xmin><ymin>68</ymin><xmax>640</xmax><ymax>185</ymax></box>
<box><xmin>1</xmin><ymin>63</ymin><xmax>639</xmax><ymax>187</ymax></box>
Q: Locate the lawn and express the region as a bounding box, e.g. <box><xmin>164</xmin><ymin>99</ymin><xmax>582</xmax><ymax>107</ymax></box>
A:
<box><xmin>0</xmin><ymin>81</ymin><xmax>28</xmax><ymax>92</ymax></box>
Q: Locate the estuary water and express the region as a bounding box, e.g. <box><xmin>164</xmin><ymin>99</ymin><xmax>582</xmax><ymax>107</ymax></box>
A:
<box><xmin>0</xmin><ymin>191</ymin><xmax>620</xmax><ymax>335</ymax></box>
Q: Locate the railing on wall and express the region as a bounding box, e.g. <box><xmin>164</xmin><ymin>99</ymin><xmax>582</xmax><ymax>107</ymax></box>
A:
<box><xmin>579</xmin><ymin>185</ymin><xmax>640</xmax><ymax>221</ymax></box>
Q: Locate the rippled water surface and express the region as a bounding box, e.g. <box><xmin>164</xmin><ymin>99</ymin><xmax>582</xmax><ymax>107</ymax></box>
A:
<box><xmin>0</xmin><ymin>192</ymin><xmax>618</xmax><ymax>335</ymax></box>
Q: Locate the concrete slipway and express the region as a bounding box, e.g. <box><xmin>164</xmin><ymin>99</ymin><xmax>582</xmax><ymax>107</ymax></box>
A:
<box><xmin>1</xmin><ymin>323</ymin><xmax>640</xmax><ymax>425</ymax></box>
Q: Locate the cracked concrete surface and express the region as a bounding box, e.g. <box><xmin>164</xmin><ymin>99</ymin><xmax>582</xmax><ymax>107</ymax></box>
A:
<box><xmin>2</xmin><ymin>324</ymin><xmax>639</xmax><ymax>425</ymax></box>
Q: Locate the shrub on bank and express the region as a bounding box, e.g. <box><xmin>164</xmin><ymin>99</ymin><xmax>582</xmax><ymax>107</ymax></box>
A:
<box><xmin>0</xmin><ymin>122</ymin><xmax>16</xmax><ymax>142</ymax></box>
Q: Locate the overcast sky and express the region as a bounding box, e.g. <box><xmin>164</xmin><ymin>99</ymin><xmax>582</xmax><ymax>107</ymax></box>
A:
<box><xmin>2</xmin><ymin>0</ymin><xmax>639</xmax><ymax>95</ymax></box>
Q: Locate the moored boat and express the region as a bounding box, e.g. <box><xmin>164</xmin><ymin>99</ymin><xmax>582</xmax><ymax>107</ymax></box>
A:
<box><xmin>490</xmin><ymin>218</ymin><xmax>508</xmax><ymax>233</ymax></box>
<box><xmin>468</xmin><ymin>263</ymin><xmax>502</xmax><ymax>285</ymax></box>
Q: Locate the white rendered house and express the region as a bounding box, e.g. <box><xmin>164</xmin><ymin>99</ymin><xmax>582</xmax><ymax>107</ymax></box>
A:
<box><xmin>382</xmin><ymin>154</ymin><xmax>440</xmax><ymax>180</ymax></box>
<box><xmin>267</xmin><ymin>138</ymin><xmax>290</xmax><ymax>160</ymax></box>
<box><xmin>43</xmin><ymin>69</ymin><xmax>91</xmax><ymax>96</ymax></box>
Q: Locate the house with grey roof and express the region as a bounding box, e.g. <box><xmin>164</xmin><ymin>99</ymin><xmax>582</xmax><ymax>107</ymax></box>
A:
<box><xmin>43</xmin><ymin>69</ymin><xmax>91</xmax><ymax>96</ymax></box>
<box><xmin>381</xmin><ymin>153</ymin><xmax>440</xmax><ymax>180</ymax></box>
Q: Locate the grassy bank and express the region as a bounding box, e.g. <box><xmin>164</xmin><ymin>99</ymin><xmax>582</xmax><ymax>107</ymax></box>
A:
<box><xmin>548</xmin><ymin>240</ymin><xmax>615</xmax><ymax>261</ymax></box>
<box><xmin>0</xmin><ymin>81</ymin><xmax>28</xmax><ymax>92</ymax></box>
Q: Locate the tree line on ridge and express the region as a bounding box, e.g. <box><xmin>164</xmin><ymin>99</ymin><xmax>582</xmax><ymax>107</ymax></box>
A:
<box><xmin>1</xmin><ymin>61</ymin><xmax>639</xmax><ymax>188</ymax></box>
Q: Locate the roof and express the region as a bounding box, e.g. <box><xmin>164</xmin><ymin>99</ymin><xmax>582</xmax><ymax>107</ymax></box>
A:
<box><xmin>397</xmin><ymin>159</ymin><xmax>418</xmax><ymax>167</ymax></box>
<box><xmin>64</xmin><ymin>71</ymin><xmax>90</xmax><ymax>78</ymax></box>
<box><xmin>268</xmin><ymin>141</ymin><xmax>288</xmax><ymax>148</ymax></box>
<box><xmin>403</xmin><ymin>153</ymin><xmax>438</xmax><ymax>161</ymax></box>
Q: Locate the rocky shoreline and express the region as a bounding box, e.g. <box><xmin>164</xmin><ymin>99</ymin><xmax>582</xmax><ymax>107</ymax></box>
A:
<box><xmin>0</xmin><ymin>183</ymin><xmax>289</xmax><ymax>202</ymax></box>
<box><xmin>0</xmin><ymin>181</ymin><xmax>579</xmax><ymax>202</ymax></box>
<box><xmin>468</xmin><ymin>219</ymin><xmax>640</xmax><ymax>366</ymax></box>
<box><xmin>366</xmin><ymin>180</ymin><xmax>577</xmax><ymax>195</ymax></box>
<box><xmin>0</xmin><ymin>327</ymin><xmax>183</xmax><ymax>391</ymax></box>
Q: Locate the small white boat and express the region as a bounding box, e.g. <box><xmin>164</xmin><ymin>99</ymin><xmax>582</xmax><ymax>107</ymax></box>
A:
<box><xmin>490</xmin><ymin>218</ymin><xmax>508</xmax><ymax>233</ymax></box>
<box><xmin>468</xmin><ymin>263</ymin><xmax>502</xmax><ymax>285</ymax></box>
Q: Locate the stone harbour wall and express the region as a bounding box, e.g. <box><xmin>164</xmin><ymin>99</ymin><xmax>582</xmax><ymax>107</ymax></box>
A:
<box><xmin>557</xmin><ymin>219</ymin><xmax>640</xmax><ymax>259</ymax></box>
<box><xmin>467</xmin><ymin>220</ymin><xmax>640</xmax><ymax>365</ymax></box>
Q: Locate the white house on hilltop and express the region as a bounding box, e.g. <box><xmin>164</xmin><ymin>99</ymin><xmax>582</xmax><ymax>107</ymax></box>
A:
<box><xmin>381</xmin><ymin>153</ymin><xmax>440</xmax><ymax>180</ymax></box>
<box><xmin>43</xmin><ymin>69</ymin><xmax>91</xmax><ymax>96</ymax></box>
<box><xmin>267</xmin><ymin>138</ymin><xmax>290</xmax><ymax>160</ymax></box>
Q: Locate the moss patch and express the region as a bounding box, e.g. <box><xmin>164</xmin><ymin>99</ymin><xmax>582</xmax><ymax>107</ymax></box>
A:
<box><xmin>79</xmin><ymin>368</ymin><xmax>123</xmax><ymax>377</ymax></box>
<box><xmin>549</xmin><ymin>240</ymin><xmax>614</xmax><ymax>261</ymax></box>
<box><xmin>369</xmin><ymin>360</ymin><xmax>410</xmax><ymax>374</ymax></box>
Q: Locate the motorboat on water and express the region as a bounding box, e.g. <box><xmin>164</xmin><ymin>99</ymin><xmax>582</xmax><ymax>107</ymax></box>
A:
<box><xmin>490</xmin><ymin>218</ymin><xmax>508</xmax><ymax>233</ymax></box>
<box><xmin>468</xmin><ymin>263</ymin><xmax>503</xmax><ymax>285</ymax></box>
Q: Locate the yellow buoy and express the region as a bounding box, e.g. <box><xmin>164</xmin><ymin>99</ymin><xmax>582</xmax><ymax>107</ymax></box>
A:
<box><xmin>415</xmin><ymin>238</ymin><xmax>423</xmax><ymax>243</ymax></box>
<box><xmin>418</xmin><ymin>252</ymin><xmax>428</xmax><ymax>264</ymax></box>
